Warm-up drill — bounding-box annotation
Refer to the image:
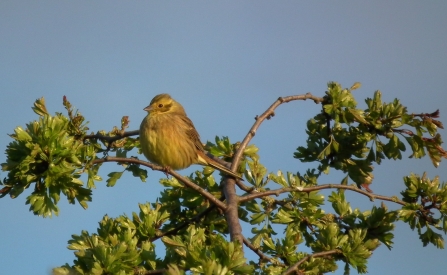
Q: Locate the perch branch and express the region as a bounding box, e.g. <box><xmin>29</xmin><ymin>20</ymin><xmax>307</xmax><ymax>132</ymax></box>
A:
<box><xmin>93</xmin><ymin>156</ymin><xmax>227</xmax><ymax>211</ymax></box>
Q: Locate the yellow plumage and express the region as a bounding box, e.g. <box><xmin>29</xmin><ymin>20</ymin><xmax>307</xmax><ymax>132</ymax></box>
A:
<box><xmin>139</xmin><ymin>94</ymin><xmax>242</xmax><ymax>180</ymax></box>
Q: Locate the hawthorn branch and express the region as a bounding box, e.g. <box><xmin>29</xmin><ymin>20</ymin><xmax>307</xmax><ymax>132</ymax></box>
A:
<box><xmin>233</xmin><ymin>180</ymin><xmax>254</xmax><ymax>192</ymax></box>
<box><xmin>85</xmin><ymin>131</ymin><xmax>252</xmax><ymax>192</ymax></box>
<box><xmin>84</xmin><ymin>130</ymin><xmax>139</xmax><ymax>152</ymax></box>
<box><xmin>282</xmin><ymin>249</ymin><xmax>342</xmax><ymax>275</ymax></box>
<box><xmin>223</xmin><ymin>93</ymin><xmax>324</xmax><ymax>249</ymax></box>
<box><xmin>239</xmin><ymin>184</ymin><xmax>406</xmax><ymax>206</ymax></box>
<box><xmin>150</xmin><ymin>197</ymin><xmax>222</xmax><ymax>242</ymax></box>
<box><xmin>242</xmin><ymin>236</ymin><xmax>285</xmax><ymax>266</ymax></box>
<box><xmin>83</xmin><ymin>129</ymin><xmax>139</xmax><ymax>142</ymax></box>
<box><xmin>222</xmin><ymin>178</ymin><xmax>244</xmax><ymax>244</ymax></box>
<box><xmin>231</xmin><ymin>93</ymin><xmax>324</xmax><ymax>171</ymax></box>
<box><xmin>93</xmin><ymin>156</ymin><xmax>227</xmax><ymax>211</ymax></box>
<box><xmin>141</xmin><ymin>269</ymin><xmax>166</xmax><ymax>275</ymax></box>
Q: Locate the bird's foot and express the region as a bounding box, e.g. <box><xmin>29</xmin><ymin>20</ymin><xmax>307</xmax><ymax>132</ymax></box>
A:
<box><xmin>162</xmin><ymin>166</ymin><xmax>172</xmax><ymax>178</ymax></box>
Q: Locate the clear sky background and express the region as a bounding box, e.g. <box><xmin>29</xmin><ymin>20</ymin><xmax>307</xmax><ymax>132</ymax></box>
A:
<box><xmin>1</xmin><ymin>1</ymin><xmax>447</xmax><ymax>274</ymax></box>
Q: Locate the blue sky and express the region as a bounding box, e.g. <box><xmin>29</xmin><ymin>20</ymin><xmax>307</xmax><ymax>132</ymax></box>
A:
<box><xmin>1</xmin><ymin>1</ymin><xmax>446</xmax><ymax>274</ymax></box>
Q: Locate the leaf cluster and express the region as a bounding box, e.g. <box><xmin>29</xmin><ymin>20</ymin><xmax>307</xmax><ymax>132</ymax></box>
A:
<box><xmin>399</xmin><ymin>172</ymin><xmax>447</xmax><ymax>248</ymax></box>
<box><xmin>54</xmin><ymin>200</ymin><xmax>253</xmax><ymax>275</ymax></box>
<box><xmin>1</xmin><ymin>98</ymin><xmax>94</xmax><ymax>216</ymax></box>
<box><xmin>294</xmin><ymin>82</ymin><xmax>445</xmax><ymax>190</ymax></box>
<box><xmin>0</xmin><ymin>98</ymin><xmax>147</xmax><ymax>217</ymax></box>
<box><xmin>53</xmin><ymin>204</ymin><xmax>164</xmax><ymax>275</ymax></box>
<box><xmin>238</xmin><ymin>166</ymin><xmax>395</xmax><ymax>274</ymax></box>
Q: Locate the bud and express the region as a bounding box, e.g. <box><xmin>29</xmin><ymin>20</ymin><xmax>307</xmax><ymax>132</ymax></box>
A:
<box><xmin>350</xmin><ymin>82</ymin><xmax>361</xmax><ymax>91</ymax></box>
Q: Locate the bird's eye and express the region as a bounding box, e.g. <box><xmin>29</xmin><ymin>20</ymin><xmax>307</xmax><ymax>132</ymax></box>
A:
<box><xmin>158</xmin><ymin>104</ymin><xmax>164</xmax><ymax>108</ymax></box>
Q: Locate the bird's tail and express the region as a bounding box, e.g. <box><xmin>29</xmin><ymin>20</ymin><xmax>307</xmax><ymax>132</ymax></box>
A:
<box><xmin>197</xmin><ymin>151</ymin><xmax>243</xmax><ymax>181</ymax></box>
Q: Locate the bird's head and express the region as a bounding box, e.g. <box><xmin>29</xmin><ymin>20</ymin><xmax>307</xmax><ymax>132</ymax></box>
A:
<box><xmin>143</xmin><ymin>94</ymin><xmax>186</xmax><ymax>115</ymax></box>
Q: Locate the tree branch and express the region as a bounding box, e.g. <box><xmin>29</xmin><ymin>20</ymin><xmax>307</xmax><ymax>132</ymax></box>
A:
<box><xmin>242</xmin><ymin>236</ymin><xmax>285</xmax><ymax>266</ymax></box>
<box><xmin>231</xmin><ymin>93</ymin><xmax>324</xmax><ymax>171</ymax></box>
<box><xmin>222</xmin><ymin>94</ymin><xmax>324</xmax><ymax>250</ymax></box>
<box><xmin>282</xmin><ymin>249</ymin><xmax>342</xmax><ymax>275</ymax></box>
<box><xmin>141</xmin><ymin>269</ymin><xmax>166</xmax><ymax>275</ymax></box>
<box><xmin>85</xmin><ymin>131</ymin><xmax>253</xmax><ymax>193</ymax></box>
<box><xmin>149</xmin><ymin>197</ymin><xmax>222</xmax><ymax>242</ymax></box>
<box><xmin>83</xmin><ymin>129</ymin><xmax>139</xmax><ymax>142</ymax></box>
<box><xmin>93</xmin><ymin>156</ymin><xmax>227</xmax><ymax>211</ymax></box>
<box><xmin>239</xmin><ymin>184</ymin><xmax>406</xmax><ymax>206</ymax></box>
<box><xmin>222</xmin><ymin>178</ymin><xmax>244</xmax><ymax>244</ymax></box>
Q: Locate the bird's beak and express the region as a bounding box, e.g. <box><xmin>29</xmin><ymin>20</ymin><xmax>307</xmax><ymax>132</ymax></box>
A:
<box><xmin>143</xmin><ymin>105</ymin><xmax>152</xmax><ymax>112</ymax></box>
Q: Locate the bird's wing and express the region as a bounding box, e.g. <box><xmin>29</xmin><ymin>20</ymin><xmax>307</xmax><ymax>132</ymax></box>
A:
<box><xmin>180</xmin><ymin>115</ymin><xmax>205</xmax><ymax>151</ymax></box>
<box><xmin>179</xmin><ymin>115</ymin><xmax>243</xmax><ymax>181</ymax></box>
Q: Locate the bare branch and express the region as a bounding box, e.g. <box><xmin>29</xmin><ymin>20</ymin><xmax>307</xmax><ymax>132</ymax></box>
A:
<box><xmin>93</xmin><ymin>156</ymin><xmax>227</xmax><ymax>211</ymax></box>
<box><xmin>282</xmin><ymin>249</ymin><xmax>342</xmax><ymax>275</ymax></box>
<box><xmin>232</xmin><ymin>93</ymin><xmax>324</xmax><ymax>171</ymax></box>
<box><xmin>239</xmin><ymin>184</ymin><xmax>406</xmax><ymax>206</ymax></box>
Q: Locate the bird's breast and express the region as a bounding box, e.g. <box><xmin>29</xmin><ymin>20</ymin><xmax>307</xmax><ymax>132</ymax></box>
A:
<box><xmin>140</xmin><ymin>114</ymin><xmax>198</xmax><ymax>170</ymax></box>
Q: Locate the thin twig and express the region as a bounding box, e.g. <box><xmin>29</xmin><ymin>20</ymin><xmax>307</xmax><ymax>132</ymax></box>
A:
<box><xmin>141</xmin><ymin>269</ymin><xmax>166</xmax><ymax>275</ymax></box>
<box><xmin>282</xmin><ymin>249</ymin><xmax>342</xmax><ymax>275</ymax></box>
<box><xmin>150</xmin><ymin>198</ymin><xmax>221</xmax><ymax>242</ymax></box>
<box><xmin>242</xmin><ymin>236</ymin><xmax>285</xmax><ymax>266</ymax></box>
<box><xmin>234</xmin><ymin>180</ymin><xmax>254</xmax><ymax>192</ymax></box>
<box><xmin>83</xmin><ymin>129</ymin><xmax>139</xmax><ymax>141</ymax></box>
<box><xmin>231</xmin><ymin>93</ymin><xmax>324</xmax><ymax>172</ymax></box>
<box><xmin>239</xmin><ymin>184</ymin><xmax>406</xmax><ymax>206</ymax></box>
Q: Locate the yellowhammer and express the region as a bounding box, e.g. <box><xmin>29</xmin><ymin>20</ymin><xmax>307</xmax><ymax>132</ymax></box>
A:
<box><xmin>139</xmin><ymin>94</ymin><xmax>242</xmax><ymax>180</ymax></box>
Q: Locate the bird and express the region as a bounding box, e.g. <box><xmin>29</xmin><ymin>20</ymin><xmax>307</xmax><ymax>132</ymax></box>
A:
<box><xmin>139</xmin><ymin>93</ymin><xmax>242</xmax><ymax>180</ymax></box>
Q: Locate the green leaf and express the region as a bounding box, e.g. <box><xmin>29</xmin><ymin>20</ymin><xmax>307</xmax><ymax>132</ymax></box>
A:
<box><xmin>348</xmin><ymin>109</ymin><xmax>368</xmax><ymax>124</ymax></box>
<box><xmin>419</xmin><ymin>227</ymin><xmax>444</xmax><ymax>248</ymax></box>
<box><xmin>273</xmin><ymin>208</ymin><xmax>294</xmax><ymax>224</ymax></box>
<box><xmin>32</xmin><ymin>97</ymin><xmax>49</xmax><ymax>116</ymax></box>
<box><xmin>250</xmin><ymin>213</ymin><xmax>267</xmax><ymax>225</ymax></box>
<box><xmin>383</xmin><ymin>134</ymin><xmax>403</xmax><ymax>160</ymax></box>
<box><xmin>106</xmin><ymin>171</ymin><xmax>124</xmax><ymax>187</ymax></box>
<box><xmin>126</xmin><ymin>164</ymin><xmax>148</xmax><ymax>182</ymax></box>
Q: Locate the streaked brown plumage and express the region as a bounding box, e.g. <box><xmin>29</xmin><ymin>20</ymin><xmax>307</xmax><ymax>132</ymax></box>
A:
<box><xmin>139</xmin><ymin>94</ymin><xmax>242</xmax><ymax>180</ymax></box>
